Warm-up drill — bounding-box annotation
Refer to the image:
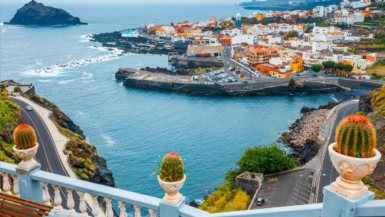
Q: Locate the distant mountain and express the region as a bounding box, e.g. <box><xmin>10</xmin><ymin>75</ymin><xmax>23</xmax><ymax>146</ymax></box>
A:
<box><xmin>4</xmin><ymin>0</ymin><xmax>87</xmax><ymax>26</ymax></box>
<box><xmin>239</xmin><ymin>0</ymin><xmax>341</xmax><ymax>10</ymax></box>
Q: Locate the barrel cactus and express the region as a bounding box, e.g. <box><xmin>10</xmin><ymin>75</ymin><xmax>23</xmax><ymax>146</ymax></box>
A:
<box><xmin>13</xmin><ymin>124</ymin><xmax>37</xmax><ymax>149</ymax></box>
<box><xmin>334</xmin><ymin>114</ymin><xmax>376</xmax><ymax>158</ymax></box>
<box><xmin>159</xmin><ymin>152</ymin><xmax>185</xmax><ymax>182</ymax></box>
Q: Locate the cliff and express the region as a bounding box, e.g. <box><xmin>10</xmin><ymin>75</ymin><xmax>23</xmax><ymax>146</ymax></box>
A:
<box><xmin>5</xmin><ymin>0</ymin><xmax>87</xmax><ymax>26</ymax></box>
<box><xmin>358</xmin><ymin>85</ymin><xmax>385</xmax><ymax>189</ymax></box>
<box><xmin>24</xmin><ymin>92</ymin><xmax>115</xmax><ymax>187</ymax></box>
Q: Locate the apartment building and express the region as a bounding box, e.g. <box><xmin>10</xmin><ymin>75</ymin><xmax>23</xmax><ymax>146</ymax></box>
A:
<box><xmin>246</xmin><ymin>46</ymin><xmax>279</xmax><ymax>67</ymax></box>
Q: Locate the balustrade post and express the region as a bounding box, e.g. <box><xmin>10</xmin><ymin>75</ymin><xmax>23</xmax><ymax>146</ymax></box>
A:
<box><xmin>159</xmin><ymin>197</ymin><xmax>185</xmax><ymax>217</ymax></box>
<box><xmin>40</xmin><ymin>182</ymin><xmax>51</xmax><ymax>205</ymax></box>
<box><xmin>133</xmin><ymin>205</ymin><xmax>141</xmax><ymax>217</ymax></box>
<box><xmin>1</xmin><ymin>172</ymin><xmax>11</xmax><ymax>194</ymax></box>
<box><xmin>53</xmin><ymin>185</ymin><xmax>63</xmax><ymax>216</ymax></box>
<box><xmin>321</xmin><ymin>186</ymin><xmax>374</xmax><ymax>217</ymax></box>
<box><xmin>11</xmin><ymin>175</ymin><xmax>19</xmax><ymax>197</ymax></box>
<box><xmin>16</xmin><ymin>164</ymin><xmax>43</xmax><ymax>202</ymax></box>
<box><xmin>66</xmin><ymin>188</ymin><xmax>76</xmax><ymax>217</ymax></box>
<box><xmin>105</xmin><ymin>198</ymin><xmax>114</xmax><ymax>217</ymax></box>
<box><xmin>118</xmin><ymin>201</ymin><xmax>127</xmax><ymax>217</ymax></box>
<box><xmin>148</xmin><ymin>209</ymin><xmax>156</xmax><ymax>217</ymax></box>
<box><xmin>77</xmin><ymin>191</ymin><xmax>88</xmax><ymax>217</ymax></box>
<box><xmin>91</xmin><ymin>194</ymin><xmax>100</xmax><ymax>217</ymax></box>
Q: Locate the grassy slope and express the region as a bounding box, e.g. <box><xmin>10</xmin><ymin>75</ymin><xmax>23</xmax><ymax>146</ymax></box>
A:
<box><xmin>0</xmin><ymin>91</ymin><xmax>23</xmax><ymax>164</ymax></box>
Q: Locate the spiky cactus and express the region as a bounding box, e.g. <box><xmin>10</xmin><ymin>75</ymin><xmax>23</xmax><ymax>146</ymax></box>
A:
<box><xmin>334</xmin><ymin>114</ymin><xmax>376</xmax><ymax>158</ymax></box>
<box><xmin>159</xmin><ymin>152</ymin><xmax>185</xmax><ymax>182</ymax></box>
<box><xmin>13</xmin><ymin>124</ymin><xmax>37</xmax><ymax>149</ymax></box>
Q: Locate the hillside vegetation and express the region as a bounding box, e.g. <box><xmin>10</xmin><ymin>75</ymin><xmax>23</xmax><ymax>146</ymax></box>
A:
<box><xmin>0</xmin><ymin>91</ymin><xmax>23</xmax><ymax>164</ymax></box>
<box><xmin>358</xmin><ymin>85</ymin><xmax>385</xmax><ymax>189</ymax></box>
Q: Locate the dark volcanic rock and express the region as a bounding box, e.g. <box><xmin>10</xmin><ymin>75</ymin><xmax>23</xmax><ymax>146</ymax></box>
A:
<box><xmin>300</xmin><ymin>106</ymin><xmax>317</xmax><ymax>114</ymax></box>
<box><xmin>358</xmin><ymin>91</ymin><xmax>374</xmax><ymax>113</ymax></box>
<box><xmin>5</xmin><ymin>0</ymin><xmax>87</xmax><ymax>26</ymax></box>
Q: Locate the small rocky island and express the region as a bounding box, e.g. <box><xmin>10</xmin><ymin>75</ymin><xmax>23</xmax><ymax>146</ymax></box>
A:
<box><xmin>5</xmin><ymin>0</ymin><xmax>87</xmax><ymax>26</ymax></box>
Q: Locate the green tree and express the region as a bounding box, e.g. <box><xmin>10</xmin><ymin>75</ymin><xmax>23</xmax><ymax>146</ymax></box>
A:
<box><xmin>287</xmin><ymin>30</ymin><xmax>299</xmax><ymax>38</ymax></box>
<box><xmin>372</xmin><ymin>73</ymin><xmax>383</xmax><ymax>80</ymax></box>
<box><xmin>322</xmin><ymin>61</ymin><xmax>336</xmax><ymax>72</ymax></box>
<box><xmin>311</xmin><ymin>64</ymin><xmax>322</xmax><ymax>72</ymax></box>
<box><xmin>343</xmin><ymin>64</ymin><xmax>353</xmax><ymax>72</ymax></box>
<box><xmin>335</xmin><ymin>63</ymin><xmax>346</xmax><ymax>71</ymax></box>
<box><xmin>374</xmin><ymin>30</ymin><xmax>385</xmax><ymax>39</ymax></box>
<box><xmin>224</xmin><ymin>144</ymin><xmax>296</xmax><ymax>188</ymax></box>
<box><xmin>288</xmin><ymin>79</ymin><xmax>297</xmax><ymax>88</ymax></box>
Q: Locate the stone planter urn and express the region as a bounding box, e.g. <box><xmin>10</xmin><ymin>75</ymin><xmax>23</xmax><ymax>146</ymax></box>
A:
<box><xmin>13</xmin><ymin>142</ymin><xmax>39</xmax><ymax>169</ymax></box>
<box><xmin>158</xmin><ymin>175</ymin><xmax>186</xmax><ymax>204</ymax></box>
<box><xmin>329</xmin><ymin>142</ymin><xmax>381</xmax><ymax>199</ymax></box>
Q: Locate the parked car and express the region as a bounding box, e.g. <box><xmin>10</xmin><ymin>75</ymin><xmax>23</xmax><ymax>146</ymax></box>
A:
<box><xmin>26</xmin><ymin>106</ymin><xmax>33</xmax><ymax>111</ymax></box>
<box><xmin>256</xmin><ymin>198</ymin><xmax>265</xmax><ymax>206</ymax></box>
<box><xmin>242</xmin><ymin>80</ymin><xmax>248</xmax><ymax>84</ymax></box>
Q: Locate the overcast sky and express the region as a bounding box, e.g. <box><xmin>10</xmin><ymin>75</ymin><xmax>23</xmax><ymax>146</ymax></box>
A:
<box><xmin>2</xmin><ymin>0</ymin><xmax>243</xmax><ymax>5</ymax></box>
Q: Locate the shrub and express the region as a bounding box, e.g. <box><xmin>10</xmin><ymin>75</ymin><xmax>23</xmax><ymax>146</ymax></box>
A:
<box><xmin>13</xmin><ymin>87</ymin><xmax>21</xmax><ymax>93</ymax></box>
<box><xmin>288</xmin><ymin>79</ymin><xmax>297</xmax><ymax>88</ymax></box>
<box><xmin>199</xmin><ymin>183</ymin><xmax>250</xmax><ymax>213</ymax></box>
<box><xmin>13</xmin><ymin>124</ymin><xmax>37</xmax><ymax>149</ymax></box>
<box><xmin>311</xmin><ymin>64</ymin><xmax>322</xmax><ymax>72</ymax></box>
<box><xmin>158</xmin><ymin>152</ymin><xmax>185</xmax><ymax>182</ymax></box>
<box><xmin>362</xmin><ymin>176</ymin><xmax>370</xmax><ymax>185</ymax></box>
<box><xmin>322</xmin><ymin>61</ymin><xmax>336</xmax><ymax>71</ymax></box>
<box><xmin>334</xmin><ymin>114</ymin><xmax>376</xmax><ymax>158</ymax></box>
<box><xmin>225</xmin><ymin>144</ymin><xmax>296</xmax><ymax>187</ymax></box>
<box><xmin>375</xmin><ymin>30</ymin><xmax>385</xmax><ymax>39</ymax></box>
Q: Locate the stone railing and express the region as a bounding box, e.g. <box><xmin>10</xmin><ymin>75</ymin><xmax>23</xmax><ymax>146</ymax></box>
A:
<box><xmin>0</xmin><ymin>160</ymin><xmax>385</xmax><ymax>217</ymax></box>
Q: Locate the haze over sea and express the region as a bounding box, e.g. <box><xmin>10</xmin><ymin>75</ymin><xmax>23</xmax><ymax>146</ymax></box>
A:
<box><xmin>0</xmin><ymin>2</ymin><xmax>368</xmax><ymax>213</ymax></box>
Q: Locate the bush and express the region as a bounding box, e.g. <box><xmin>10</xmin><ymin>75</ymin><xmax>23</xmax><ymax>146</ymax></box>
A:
<box><xmin>362</xmin><ymin>176</ymin><xmax>370</xmax><ymax>185</ymax></box>
<box><xmin>199</xmin><ymin>183</ymin><xmax>250</xmax><ymax>213</ymax></box>
<box><xmin>374</xmin><ymin>30</ymin><xmax>385</xmax><ymax>39</ymax></box>
<box><xmin>288</xmin><ymin>79</ymin><xmax>297</xmax><ymax>88</ymax></box>
<box><xmin>13</xmin><ymin>87</ymin><xmax>21</xmax><ymax>92</ymax></box>
<box><xmin>224</xmin><ymin>144</ymin><xmax>296</xmax><ymax>188</ymax></box>
<box><xmin>311</xmin><ymin>64</ymin><xmax>322</xmax><ymax>72</ymax></box>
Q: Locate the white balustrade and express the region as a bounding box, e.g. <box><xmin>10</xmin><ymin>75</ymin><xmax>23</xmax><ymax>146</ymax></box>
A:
<box><xmin>105</xmin><ymin>198</ymin><xmax>114</xmax><ymax>217</ymax></box>
<box><xmin>1</xmin><ymin>172</ymin><xmax>11</xmax><ymax>194</ymax></box>
<box><xmin>40</xmin><ymin>182</ymin><xmax>51</xmax><ymax>205</ymax></box>
<box><xmin>91</xmin><ymin>194</ymin><xmax>100</xmax><ymax>217</ymax></box>
<box><xmin>53</xmin><ymin>185</ymin><xmax>64</xmax><ymax>216</ymax></box>
<box><xmin>118</xmin><ymin>201</ymin><xmax>127</xmax><ymax>217</ymax></box>
<box><xmin>148</xmin><ymin>209</ymin><xmax>156</xmax><ymax>217</ymax></box>
<box><xmin>11</xmin><ymin>175</ymin><xmax>19</xmax><ymax>197</ymax></box>
<box><xmin>66</xmin><ymin>188</ymin><xmax>76</xmax><ymax>217</ymax></box>
<box><xmin>77</xmin><ymin>191</ymin><xmax>88</xmax><ymax>217</ymax></box>
<box><xmin>133</xmin><ymin>205</ymin><xmax>141</xmax><ymax>217</ymax></box>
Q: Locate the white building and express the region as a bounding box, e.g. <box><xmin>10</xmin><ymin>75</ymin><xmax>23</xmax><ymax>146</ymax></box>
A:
<box><xmin>324</xmin><ymin>54</ymin><xmax>343</xmax><ymax>62</ymax></box>
<box><xmin>351</xmin><ymin>0</ymin><xmax>371</xmax><ymax>9</ymax></box>
<box><xmin>222</xmin><ymin>27</ymin><xmax>243</xmax><ymax>36</ymax></box>
<box><xmin>334</xmin><ymin>12</ymin><xmax>364</xmax><ymax>25</ymax></box>
<box><xmin>232</xmin><ymin>34</ymin><xmax>257</xmax><ymax>45</ymax></box>
<box><xmin>313</xmin><ymin>6</ymin><xmax>327</xmax><ymax>17</ymax></box>
<box><xmin>312</xmin><ymin>41</ymin><xmax>330</xmax><ymax>52</ymax></box>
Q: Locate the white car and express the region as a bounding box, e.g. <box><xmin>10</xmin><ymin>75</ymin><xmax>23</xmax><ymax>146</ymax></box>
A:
<box><xmin>26</xmin><ymin>106</ymin><xmax>33</xmax><ymax>111</ymax></box>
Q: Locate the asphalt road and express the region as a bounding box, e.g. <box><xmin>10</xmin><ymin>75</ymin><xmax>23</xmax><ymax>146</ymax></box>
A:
<box><xmin>316</xmin><ymin>102</ymin><xmax>359</xmax><ymax>203</ymax></box>
<box><xmin>12</xmin><ymin>98</ymin><xmax>92</xmax><ymax>214</ymax></box>
<box><xmin>251</xmin><ymin>169</ymin><xmax>313</xmax><ymax>209</ymax></box>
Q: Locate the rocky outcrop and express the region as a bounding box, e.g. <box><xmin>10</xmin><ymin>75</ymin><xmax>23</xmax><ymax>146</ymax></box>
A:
<box><xmin>141</xmin><ymin>67</ymin><xmax>193</xmax><ymax>76</ymax></box>
<box><xmin>359</xmin><ymin>91</ymin><xmax>374</xmax><ymax>113</ymax></box>
<box><xmin>281</xmin><ymin>101</ymin><xmax>341</xmax><ymax>165</ymax></box>
<box><xmin>5</xmin><ymin>0</ymin><xmax>87</xmax><ymax>26</ymax></box>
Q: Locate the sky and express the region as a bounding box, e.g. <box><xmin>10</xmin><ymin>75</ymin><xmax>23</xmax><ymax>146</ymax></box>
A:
<box><xmin>1</xmin><ymin>0</ymin><xmax>244</xmax><ymax>5</ymax></box>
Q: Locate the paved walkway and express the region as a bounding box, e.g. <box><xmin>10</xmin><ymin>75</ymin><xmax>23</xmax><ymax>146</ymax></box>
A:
<box><xmin>12</xmin><ymin>95</ymin><xmax>105</xmax><ymax>216</ymax></box>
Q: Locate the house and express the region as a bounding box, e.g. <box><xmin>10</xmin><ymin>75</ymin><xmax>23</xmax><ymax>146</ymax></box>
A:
<box><xmin>255</xmin><ymin>63</ymin><xmax>279</xmax><ymax>74</ymax></box>
<box><xmin>290</xmin><ymin>57</ymin><xmax>305</xmax><ymax>73</ymax></box>
<box><xmin>223</xmin><ymin>27</ymin><xmax>243</xmax><ymax>36</ymax></box>
<box><xmin>221</xmin><ymin>37</ymin><xmax>232</xmax><ymax>45</ymax></box>
<box><xmin>312</xmin><ymin>41</ymin><xmax>330</xmax><ymax>52</ymax></box>
<box><xmin>232</xmin><ymin>35</ymin><xmax>257</xmax><ymax>45</ymax></box>
<box><xmin>245</xmin><ymin>46</ymin><xmax>279</xmax><ymax>67</ymax></box>
<box><xmin>186</xmin><ymin>44</ymin><xmax>223</xmax><ymax>57</ymax></box>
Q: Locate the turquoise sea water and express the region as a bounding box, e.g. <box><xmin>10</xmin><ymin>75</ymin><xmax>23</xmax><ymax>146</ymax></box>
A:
<box><xmin>0</xmin><ymin>2</ymin><xmax>369</xmax><ymax>213</ymax></box>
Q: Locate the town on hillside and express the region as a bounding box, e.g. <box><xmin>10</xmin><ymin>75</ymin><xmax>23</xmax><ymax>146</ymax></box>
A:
<box><xmin>97</xmin><ymin>0</ymin><xmax>385</xmax><ymax>83</ymax></box>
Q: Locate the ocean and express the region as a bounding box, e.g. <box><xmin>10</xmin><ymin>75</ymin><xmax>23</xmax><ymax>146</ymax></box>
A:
<box><xmin>0</xmin><ymin>2</ymin><xmax>369</xmax><ymax>215</ymax></box>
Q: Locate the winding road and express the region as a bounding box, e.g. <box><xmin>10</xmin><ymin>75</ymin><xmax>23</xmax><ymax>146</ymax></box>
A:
<box><xmin>11</xmin><ymin>97</ymin><xmax>92</xmax><ymax>214</ymax></box>
<box><xmin>316</xmin><ymin>102</ymin><xmax>359</xmax><ymax>203</ymax></box>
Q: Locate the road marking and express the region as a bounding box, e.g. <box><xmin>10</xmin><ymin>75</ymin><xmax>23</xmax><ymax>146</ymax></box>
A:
<box><xmin>291</xmin><ymin>197</ymin><xmax>305</xmax><ymax>205</ymax></box>
<box><xmin>295</xmin><ymin>188</ymin><xmax>311</xmax><ymax>198</ymax></box>
<box><xmin>293</xmin><ymin>192</ymin><xmax>310</xmax><ymax>202</ymax></box>
<box><xmin>296</xmin><ymin>184</ymin><xmax>311</xmax><ymax>194</ymax></box>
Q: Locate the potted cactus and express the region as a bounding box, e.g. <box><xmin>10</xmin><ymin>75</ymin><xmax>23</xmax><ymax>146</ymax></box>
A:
<box><xmin>329</xmin><ymin>114</ymin><xmax>381</xmax><ymax>199</ymax></box>
<box><xmin>157</xmin><ymin>152</ymin><xmax>186</xmax><ymax>204</ymax></box>
<box><xmin>12</xmin><ymin>124</ymin><xmax>39</xmax><ymax>169</ymax></box>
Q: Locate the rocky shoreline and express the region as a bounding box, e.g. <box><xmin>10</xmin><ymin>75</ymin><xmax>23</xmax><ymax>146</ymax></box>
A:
<box><xmin>280</xmin><ymin>102</ymin><xmax>340</xmax><ymax>165</ymax></box>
